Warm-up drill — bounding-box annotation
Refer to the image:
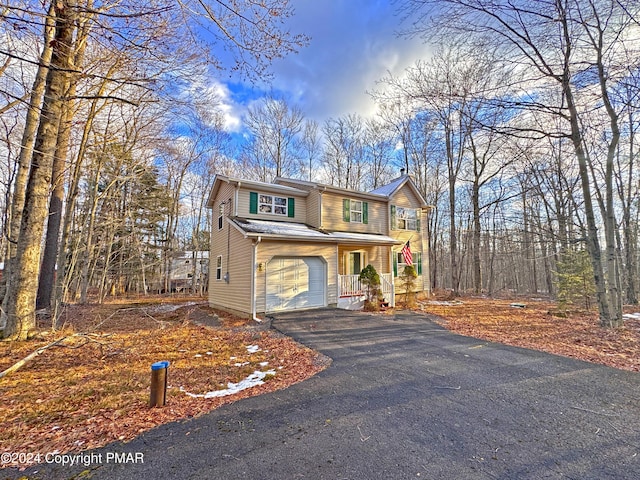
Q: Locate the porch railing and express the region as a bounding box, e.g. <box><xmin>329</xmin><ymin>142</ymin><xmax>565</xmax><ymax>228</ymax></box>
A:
<box><xmin>338</xmin><ymin>273</ymin><xmax>394</xmax><ymax>306</ymax></box>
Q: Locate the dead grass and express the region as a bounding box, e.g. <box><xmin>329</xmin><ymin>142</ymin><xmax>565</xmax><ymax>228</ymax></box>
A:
<box><xmin>0</xmin><ymin>298</ymin><xmax>327</xmax><ymax>467</ymax></box>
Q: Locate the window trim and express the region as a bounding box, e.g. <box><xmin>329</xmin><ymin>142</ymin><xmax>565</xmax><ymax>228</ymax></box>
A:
<box><xmin>258</xmin><ymin>193</ymin><xmax>288</xmax><ymax>216</ymax></box>
<box><xmin>350</xmin><ymin>200</ymin><xmax>363</xmax><ymax>223</ymax></box>
<box><xmin>344</xmin><ymin>250</ymin><xmax>367</xmax><ymax>275</ymax></box>
<box><xmin>343</xmin><ymin>198</ymin><xmax>368</xmax><ymax>224</ymax></box>
<box><xmin>216</xmin><ymin>255</ymin><xmax>222</xmax><ymax>281</ymax></box>
<box><xmin>394</xmin><ymin>206</ymin><xmax>418</xmax><ymax>231</ymax></box>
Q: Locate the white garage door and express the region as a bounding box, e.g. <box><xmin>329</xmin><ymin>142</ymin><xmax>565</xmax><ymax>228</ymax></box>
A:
<box><xmin>266</xmin><ymin>257</ymin><xmax>326</xmax><ymax>312</ymax></box>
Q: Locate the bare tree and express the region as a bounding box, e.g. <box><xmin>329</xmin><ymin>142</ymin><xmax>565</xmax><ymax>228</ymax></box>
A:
<box><xmin>1</xmin><ymin>0</ymin><xmax>309</xmax><ymax>339</ymax></box>
<box><xmin>322</xmin><ymin>114</ymin><xmax>366</xmax><ymax>190</ymax></box>
<box><xmin>398</xmin><ymin>0</ymin><xmax>639</xmax><ymax>326</ymax></box>
<box><xmin>243</xmin><ymin>94</ymin><xmax>305</xmax><ymax>180</ymax></box>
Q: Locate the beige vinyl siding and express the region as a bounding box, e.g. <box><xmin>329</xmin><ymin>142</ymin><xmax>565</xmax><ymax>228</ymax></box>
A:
<box><xmin>390</xmin><ymin>185</ymin><xmax>428</xmax><ymax>293</ymax></box>
<box><xmin>273</xmin><ymin>179</ymin><xmax>320</xmax><ymax>226</ymax></box>
<box><xmin>208</xmin><ymin>225</ymin><xmax>254</xmax><ymax>314</ymax></box>
<box><xmin>390</xmin><ymin>187</ymin><xmax>422</xmax><ymax>209</ymax></box>
<box><xmin>306</xmin><ymin>189</ymin><xmax>321</xmax><ymax>227</ymax></box>
<box><xmin>320</xmin><ymin>192</ymin><xmax>387</xmax><ymax>233</ymax></box>
<box><xmin>254</xmin><ymin>241</ymin><xmax>337</xmax><ymax>312</ymax></box>
<box><xmin>337</xmin><ymin>245</ymin><xmax>390</xmax><ymax>275</ymax></box>
<box><xmin>209</xmin><ymin>182</ymin><xmax>254</xmax><ymax>314</ymax></box>
<box><xmin>238</xmin><ymin>188</ymin><xmax>307</xmax><ymax>224</ymax></box>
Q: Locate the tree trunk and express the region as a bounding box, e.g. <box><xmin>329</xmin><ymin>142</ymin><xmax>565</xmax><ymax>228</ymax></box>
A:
<box><xmin>3</xmin><ymin>2</ymin><xmax>76</xmax><ymax>340</ymax></box>
<box><xmin>563</xmin><ymin>85</ymin><xmax>613</xmax><ymax>325</ymax></box>
<box><xmin>0</xmin><ymin>4</ymin><xmax>55</xmax><ymax>326</ymax></box>
<box><xmin>36</xmin><ymin>101</ymin><xmax>71</xmax><ymax>310</ymax></box>
<box><xmin>38</xmin><ymin>8</ymin><xmax>91</xmax><ymax>312</ymax></box>
<box><xmin>471</xmin><ymin>177</ymin><xmax>481</xmax><ymax>294</ymax></box>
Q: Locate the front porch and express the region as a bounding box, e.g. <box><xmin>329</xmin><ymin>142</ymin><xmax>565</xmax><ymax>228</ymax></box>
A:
<box><xmin>337</xmin><ymin>273</ymin><xmax>394</xmax><ymax>310</ymax></box>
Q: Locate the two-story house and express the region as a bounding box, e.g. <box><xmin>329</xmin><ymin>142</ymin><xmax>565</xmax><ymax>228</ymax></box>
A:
<box><xmin>206</xmin><ymin>172</ymin><xmax>430</xmax><ymax>318</ymax></box>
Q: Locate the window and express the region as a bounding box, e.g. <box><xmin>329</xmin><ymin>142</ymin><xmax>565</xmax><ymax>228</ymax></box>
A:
<box><xmin>250</xmin><ymin>192</ymin><xmax>295</xmax><ymax>217</ymax></box>
<box><xmin>259</xmin><ymin>194</ymin><xmax>288</xmax><ymax>215</ymax></box>
<box><xmin>397</xmin><ymin>207</ymin><xmax>417</xmax><ymax>230</ymax></box>
<box><xmin>342</xmin><ymin>199</ymin><xmax>368</xmax><ymax>224</ymax></box>
<box><xmin>391</xmin><ymin>206</ymin><xmax>419</xmax><ymax>231</ymax></box>
<box><xmin>350</xmin><ymin>200</ymin><xmax>363</xmax><ymax>223</ymax></box>
<box><xmin>218</xmin><ymin>203</ymin><xmax>225</xmax><ymax>230</ymax></box>
<box><xmin>216</xmin><ymin>256</ymin><xmax>222</xmax><ymax>281</ymax></box>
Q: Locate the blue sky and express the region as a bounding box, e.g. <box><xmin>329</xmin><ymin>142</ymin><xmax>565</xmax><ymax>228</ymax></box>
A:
<box><xmin>210</xmin><ymin>0</ymin><xmax>432</xmax><ymax>132</ymax></box>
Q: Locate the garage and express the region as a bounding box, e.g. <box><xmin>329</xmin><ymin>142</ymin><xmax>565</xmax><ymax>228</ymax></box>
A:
<box><xmin>266</xmin><ymin>257</ymin><xmax>326</xmax><ymax>312</ymax></box>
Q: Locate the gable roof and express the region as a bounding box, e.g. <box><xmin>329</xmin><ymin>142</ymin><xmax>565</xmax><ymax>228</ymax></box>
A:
<box><xmin>369</xmin><ymin>175</ymin><xmax>429</xmax><ymax>207</ymax></box>
<box><xmin>207</xmin><ymin>175</ymin><xmax>308</xmax><ymax>208</ymax></box>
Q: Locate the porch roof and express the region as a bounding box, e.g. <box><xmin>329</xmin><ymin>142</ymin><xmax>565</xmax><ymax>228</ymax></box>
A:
<box><xmin>229</xmin><ymin>217</ymin><xmax>400</xmax><ymax>245</ymax></box>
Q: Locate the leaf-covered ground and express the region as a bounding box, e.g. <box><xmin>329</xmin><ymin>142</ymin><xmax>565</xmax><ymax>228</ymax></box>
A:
<box><xmin>0</xmin><ymin>298</ymin><xmax>329</xmax><ymax>468</ymax></box>
<box><xmin>2</xmin><ymin>296</ymin><xmax>638</xmax><ymax>470</ymax></box>
<box><xmin>419</xmin><ymin>297</ymin><xmax>640</xmax><ymax>372</ymax></box>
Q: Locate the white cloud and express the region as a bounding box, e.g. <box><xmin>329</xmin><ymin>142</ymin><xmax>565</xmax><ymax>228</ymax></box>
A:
<box><xmin>181</xmin><ymin>74</ymin><xmax>244</xmax><ymax>132</ymax></box>
<box><xmin>264</xmin><ymin>0</ymin><xmax>433</xmax><ymax>121</ymax></box>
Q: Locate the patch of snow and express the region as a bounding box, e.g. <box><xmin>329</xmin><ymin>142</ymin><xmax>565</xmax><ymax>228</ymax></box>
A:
<box><xmin>246</xmin><ymin>345</ymin><xmax>260</xmax><ymax>354</ymax></box>
<box><xmin>427</xmin><ymin>300</ymin><xmax>464</xmax><ymax>306</ymax></box>
<box><xmin>259</xmin><ymin>362</ymin><xmax>269</xmax><ymax>367</ymax></box>
<box><xmin>194</xmin><ymin>354</ymin><xmax>202</xmax><ymax>358</ymax></box>
<box><xmin>234</xmin><ymin>362</ymin><xmax>249</xmax><ymax>367</ymax></box>
<box><xmin>180</xmin><ymin>370</ymin><xmax>276</xmax><ymax>399</ymax></box>
<box><xmin>206</xmin><ymin>352</ymin><xmax>213</xmax><ymax>355</ymax></box>
<box><xmin>623</xmin><ymin>313</ymin><xmax>640</xmax><ymax>320</ymax></box>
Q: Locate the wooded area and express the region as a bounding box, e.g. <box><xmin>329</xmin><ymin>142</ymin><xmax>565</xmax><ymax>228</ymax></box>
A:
<box><xmin>1</xmin><ymin>0</ymin><xmax>639</xmax><ymax>339</ymax></box>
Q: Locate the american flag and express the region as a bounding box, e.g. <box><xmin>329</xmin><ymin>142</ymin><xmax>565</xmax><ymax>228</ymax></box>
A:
<box><xmin>400</xmin><ymin>240</ymin><xmax>413</xmax><ymax>265</ymax></box>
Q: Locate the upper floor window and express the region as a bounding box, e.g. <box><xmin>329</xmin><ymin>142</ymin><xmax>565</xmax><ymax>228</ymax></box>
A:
<box><xmin>391</xmin><ymin>205</ymin><xmax>420</xmax><ymax>231</ymax></box>
<box><xmin>260</xmin><ymin>194</ymin><xmax>288</xmax><ymax>215</ymax></box>
<box><xmin>343</xmin><ymin>199</ymin><xmax>368</xmax><ymax>224</ymax></box>
<box><xmin>250</xmin><ymin>191</ymin><xmax>295</xmax><ymax>217</ymax></box>
<box><xmin>218</xmin><ymin>203</ymin><xmax>225</xmax><ymax>230</ymax></box>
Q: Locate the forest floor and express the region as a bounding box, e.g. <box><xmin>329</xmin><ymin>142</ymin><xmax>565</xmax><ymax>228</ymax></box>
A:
<box><xmin>0</xmin><ymin>297</ymin><xmax>328</xmax><ymax>468</ymax></box>
<box><xmin>1</xmin><ymin>295</ymin><xmax>639</xmax><ymax>469</ymax></box>
<box><xmin>418</xmin><ymin>295</ymin><xmax>640</xmax><ymax>372</ymax></box>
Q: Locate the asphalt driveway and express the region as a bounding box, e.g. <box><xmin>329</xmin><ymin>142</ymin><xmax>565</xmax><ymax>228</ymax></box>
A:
<box><xmin>9</xmin><ymin>309</ymin><xmax>640</xmax><ymax>479</ymax></box>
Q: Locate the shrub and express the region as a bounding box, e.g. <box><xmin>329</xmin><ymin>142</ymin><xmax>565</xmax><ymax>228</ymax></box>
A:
<box><xmin>400</xmin><ymin>265</ymin><xmax>418</xmax><ymax>307</ymax></box>
<box><xmin>359</xmin><ymin>264</ymin><xmax>381</xmax><ymax>311</ymax></box>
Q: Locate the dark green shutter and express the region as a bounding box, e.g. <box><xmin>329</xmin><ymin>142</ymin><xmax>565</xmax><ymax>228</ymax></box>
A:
<box><xmin>415</xmin><ymin>252</ymin><xmax>422</xmax><ymax>275</ymax></box>
<box><xmin>343</xmin><ymin>199</ymin><xmax>351</xmax><ymax>222</ymax></box>
<box><xmin>390</xmin><ymin>205</ymin><xmax>397</xmax><ymax>230</ymax></box>
<box><xmin>362</xmin><ymin>202</ymin><xmax>368</xmax><ymax>224</ymax></box>
<box><xmin>288</xmin><ymin>197</ymin><xmax>295</xmax><ymax>217</ymax></box>
<box><xmin>249</xmin><ymin>192</ymin><xmax>258</xmax><ymax>214</ymax></box>
<box><xmin>393</xmin><ymin>253</ymin><xmax>397</xmax><ymax>277</ymax></box>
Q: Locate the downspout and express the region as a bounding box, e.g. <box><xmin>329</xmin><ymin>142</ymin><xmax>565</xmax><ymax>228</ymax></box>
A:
<box><xmin>234</xmin><ymin>183</ymin><xmax>240</xmax><ymax>217</ymax></box>
<box><xmin>389</xmin><ymin>248</ymin><xmax>395</xmax><ymax>308</ymax></box>
<box><xmin>319</xmin><ymin>186</ymin><xmax>326</xmax><ymax>229</ymax></box>
<box><xmin>251</xmin><ymin>236</ymin><xmax>262</xmax><ymax>322</ymax></box>
<box><xmin>422</xmin><ymin>206</ymin><xmax>435</xmax><ymax>297</ymax></box>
